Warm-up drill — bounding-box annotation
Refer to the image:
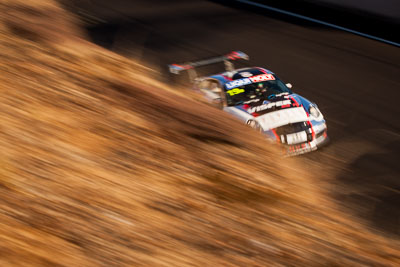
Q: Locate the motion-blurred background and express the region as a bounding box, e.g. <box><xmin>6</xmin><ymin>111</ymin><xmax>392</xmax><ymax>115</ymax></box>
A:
<box><xmin>0</xmin><ymin>0</ymin><xmax>399</xmax><ymax>266</ymax></box>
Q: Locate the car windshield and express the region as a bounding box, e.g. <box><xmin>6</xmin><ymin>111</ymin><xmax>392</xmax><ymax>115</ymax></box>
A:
<box><xmin>225</xmin><ymin>76</ymin><xmax>291</xmax><ymax>106</ymax></box>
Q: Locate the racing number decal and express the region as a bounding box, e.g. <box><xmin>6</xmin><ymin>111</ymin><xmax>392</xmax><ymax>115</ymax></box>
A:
<box><xmin>226</xmin><ymin>88</ymin><xmax>245</xmax><ymax>96</ymax></box>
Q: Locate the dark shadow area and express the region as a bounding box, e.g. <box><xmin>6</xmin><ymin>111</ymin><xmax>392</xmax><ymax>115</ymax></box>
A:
<box><xmin>87</xmin><ymin>23</ymin><xmax>119</xmax><ymax>49</ymax></box>
<box><xmin>334</xmin><ymin>138</ymin><xmax>400</xmax><ymax>237</ymax></box>
<box><xmin>87</xmin><ymin>17</ymin><xmax>252</xmax><ymax>85</ymax></box>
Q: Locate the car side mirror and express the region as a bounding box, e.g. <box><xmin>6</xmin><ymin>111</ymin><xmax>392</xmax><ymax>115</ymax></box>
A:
<box><xmin>286</xmin><ymin>83</ymin><xmax>293</xmax><ymax>89</ymax></box>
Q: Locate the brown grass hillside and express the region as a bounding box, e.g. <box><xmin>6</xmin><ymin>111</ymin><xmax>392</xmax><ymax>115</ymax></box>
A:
<box><xmin>0</xmin><ymin>0</ymin><xmax>399</xmax><ymax>266</ymax></box>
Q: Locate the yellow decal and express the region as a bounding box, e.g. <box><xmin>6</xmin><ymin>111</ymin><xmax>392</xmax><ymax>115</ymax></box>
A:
<box><xmin>226</xmin><ymin>88</ymin><xmax>245</xmax><ymax>96</ymax></box>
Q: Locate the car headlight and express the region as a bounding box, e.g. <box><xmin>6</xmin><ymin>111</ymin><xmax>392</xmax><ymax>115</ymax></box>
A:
<box><xmin>247</xmin><ymin>120</ymin><xmax>263</xmax><ymax>132</ymax></box>
<box><xmin>309</xmin><ymin>105</ymin><xmax>320</xmax><ymax>118</ymax></box>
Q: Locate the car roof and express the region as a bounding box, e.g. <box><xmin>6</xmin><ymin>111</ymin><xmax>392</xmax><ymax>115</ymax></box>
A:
<box><xmin>208</xmin><ymin>67</ymin><xmax>275</xmax><ymax>85</ymax></box>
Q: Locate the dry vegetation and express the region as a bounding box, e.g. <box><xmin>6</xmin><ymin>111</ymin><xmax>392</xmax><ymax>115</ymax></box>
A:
<box><xmin>0</xmin><ymin>0</ymin><xmax>399</xmax><ymax>266</ymax></box>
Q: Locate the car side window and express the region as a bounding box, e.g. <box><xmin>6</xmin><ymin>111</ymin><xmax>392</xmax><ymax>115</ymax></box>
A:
<box><xmin>198</xmin><ymin>80</ymin><xmax>221</xmax><ymax>97</ymax></box>
<box><xmin>197</xmin><ymin>79</ymin><xmax>224</xmax><ymax>108</ymax></box>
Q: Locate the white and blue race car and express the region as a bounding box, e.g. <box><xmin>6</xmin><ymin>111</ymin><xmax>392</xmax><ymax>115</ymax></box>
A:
<box><xmin>169</xmin><ymin>51</ymin><xmax>328</xmax><ymax>155</ymax></box>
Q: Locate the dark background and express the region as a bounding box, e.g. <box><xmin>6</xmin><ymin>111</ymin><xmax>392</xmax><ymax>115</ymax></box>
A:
<box><xmin>217</xmin><ymin>0</ymin><xmax>400</xmax><ymax>43</ymax></box>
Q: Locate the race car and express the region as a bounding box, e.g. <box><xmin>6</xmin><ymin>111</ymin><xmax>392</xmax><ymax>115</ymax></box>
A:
<box><xmin>169</xmin><ymin>51</ymin><xmax>328</xmax><ymax>156</ymax></box>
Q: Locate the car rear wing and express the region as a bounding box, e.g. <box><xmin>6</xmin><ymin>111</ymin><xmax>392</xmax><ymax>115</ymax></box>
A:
<box><xmin>168</xmin><ymin>51</ymin><xmax>249</xmax><ymax>80</ymax></box>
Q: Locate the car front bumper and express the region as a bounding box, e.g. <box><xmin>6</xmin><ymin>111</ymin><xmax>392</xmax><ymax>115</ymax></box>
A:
<box><xmin>285</xmin><ymin>123</ymin><xmax>328</xmax><ymax>156</ymax></box>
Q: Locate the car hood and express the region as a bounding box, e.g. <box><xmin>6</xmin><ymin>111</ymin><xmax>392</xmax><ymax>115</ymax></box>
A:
<box><xmin>225</xmin><ymin>93</ymin><xmax>315</xmax><ymax>131</ymax></box>
<box><xmin>234</xmin><ymin>93</ymin><xmax>309</xmax><ymax>117</ymax></box>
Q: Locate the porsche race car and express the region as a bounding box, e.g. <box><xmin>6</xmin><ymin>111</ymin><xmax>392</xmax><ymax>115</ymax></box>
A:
<box><xmin>169</xmin><ymin>51</ymin><xmax>328</xmax><ymax>156</ymax></box>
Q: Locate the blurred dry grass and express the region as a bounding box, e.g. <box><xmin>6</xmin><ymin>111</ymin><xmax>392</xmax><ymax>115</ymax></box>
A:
<box><xmin>0</xmin><ymin>0</ymin><xmax>399</xmax><ymax>266</ymax></box>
